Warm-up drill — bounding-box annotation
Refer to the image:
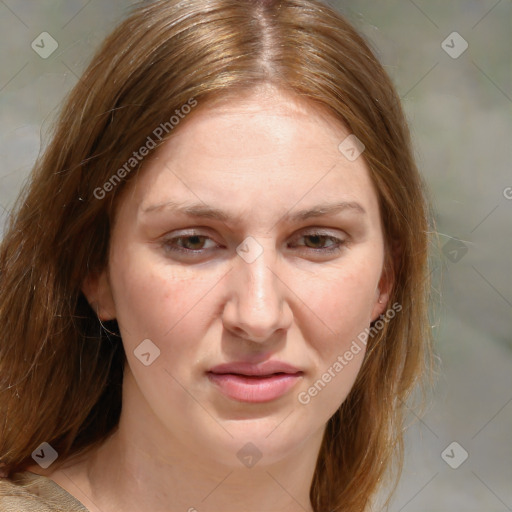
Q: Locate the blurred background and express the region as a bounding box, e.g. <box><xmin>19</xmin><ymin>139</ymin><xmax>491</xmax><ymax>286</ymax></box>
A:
<box><xmin>0</xmin><ymin>1</ymin><xmax>510</xmax><ymax>510</ymax></box>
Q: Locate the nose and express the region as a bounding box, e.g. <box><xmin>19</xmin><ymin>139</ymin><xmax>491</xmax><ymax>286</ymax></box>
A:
<box><xmin>222</xmin><ymin>239</ymin><xmax>293</xmax><ymax>343</ymax></box>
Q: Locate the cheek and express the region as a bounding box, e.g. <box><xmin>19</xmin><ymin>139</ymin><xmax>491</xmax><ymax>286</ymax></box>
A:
<box><xmin>292</xmin><ymin>253</ymin><xmax>382</xmax><ymax>412</ymax></box>
<box><xmin>296</xmin><ymin>253</ymin><xmax>382</xmax><ymax>344</ymax></box>
<box><xmin>108</xmin><ymin>246</ymin><xmax>226</xmax><ymax>356</ymax></box>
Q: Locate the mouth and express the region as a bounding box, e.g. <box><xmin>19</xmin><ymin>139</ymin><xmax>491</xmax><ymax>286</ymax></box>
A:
<box><xmin>207</xmin><ymin>361</ymin><xmax>304</xmax><ymax>403</ymax></box>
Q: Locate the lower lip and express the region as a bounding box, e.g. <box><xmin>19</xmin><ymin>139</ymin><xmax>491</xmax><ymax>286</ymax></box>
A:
<box><xmin>207</xmin><ymin>372</ymin><xmax>303</xmax><ymax>403</ymax></box>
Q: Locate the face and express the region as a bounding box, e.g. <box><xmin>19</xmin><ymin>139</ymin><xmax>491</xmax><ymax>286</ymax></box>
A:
<box><xmin>84</xmin><ymin>86</ymin><xmax>393</xmax><ymax>468</ymax></box>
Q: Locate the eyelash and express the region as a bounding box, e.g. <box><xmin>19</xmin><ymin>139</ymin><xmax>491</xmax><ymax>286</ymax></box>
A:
<box><xmin>161</xmin><ymin>231</ymin><xmax>347</xmax><ymax>258</ymax></box>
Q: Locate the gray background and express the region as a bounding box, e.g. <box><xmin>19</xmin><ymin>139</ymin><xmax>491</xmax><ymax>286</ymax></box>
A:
<box><xmin>0</xmin><ymin>1</ymin><xmax>511</xmax><ymax>510</ymax></box>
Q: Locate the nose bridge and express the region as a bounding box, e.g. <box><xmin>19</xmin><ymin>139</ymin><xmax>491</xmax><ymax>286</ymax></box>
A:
<box><xmin>238</xmin><ymin>236</ymin><xmax>279</xmax><ymax>310</ymax></box>
<box><xmin>226</xmin><ymin>236</ymin><xmax>290</xmax><ymax>340</ymax></box>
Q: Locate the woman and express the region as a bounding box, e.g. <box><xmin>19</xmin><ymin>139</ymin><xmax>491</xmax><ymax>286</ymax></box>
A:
<box><xmin>0</xmin><ymin>0</ymin><xmax>433</xmax><ymax>510</ymax></box>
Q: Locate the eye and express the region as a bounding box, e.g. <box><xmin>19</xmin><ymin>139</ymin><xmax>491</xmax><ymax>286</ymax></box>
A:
<box><xmin>290</xmin><ymin>232</ymin><xmax>346</xmax><ymax>254</ymax></box>
<box><xmin>160</xmin><ymin>229</ymin><xmax>347</xmax><ymax>260</ymax></box>
<box><xmin>162</xmin><ymin>233</ymin><xmax>220</xmax><ymax>257</ymax></box>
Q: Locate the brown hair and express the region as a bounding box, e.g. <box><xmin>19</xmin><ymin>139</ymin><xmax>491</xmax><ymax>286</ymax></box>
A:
<box><xmin>0</xmin><ymin>0</ymin><xmax>433</xmax><ymax>510</ymax></box>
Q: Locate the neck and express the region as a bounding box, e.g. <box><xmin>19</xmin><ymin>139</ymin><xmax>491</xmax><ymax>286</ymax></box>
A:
<box><xmin>89</xmin><ymin>432</ymin><xmax>317</xmax><ymax>512</ymax></box>
<box><xmin>60</xmin><ymin>370</ymin><xmax>322</xmax><ymax>512</ymax></box>
<box><xmin>79</xmin><ymin>427</ymin><xmax>315</xmax><ymax>512</ymax></box>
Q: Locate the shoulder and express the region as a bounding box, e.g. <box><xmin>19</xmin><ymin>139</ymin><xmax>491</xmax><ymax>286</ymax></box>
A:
<box><xmin>0</xmin><ymin>471</ymin><xmax>89</xmax><ymax>511</ymax></box>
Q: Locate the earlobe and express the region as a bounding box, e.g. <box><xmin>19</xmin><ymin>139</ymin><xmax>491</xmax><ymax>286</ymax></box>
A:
<box><xmin>370</xmin><ymin>257</ymin><xmax>396</xmax><ymax>322</ymax></box>
<box><xmin>370</xmin><ymin>288</ymin><xmax>391</xmax><ymax>322</ymax></box>
<box><xmin>82</xmin><ymin>269</ymin><xmax>117</xmax><ymax>321</ymax></box>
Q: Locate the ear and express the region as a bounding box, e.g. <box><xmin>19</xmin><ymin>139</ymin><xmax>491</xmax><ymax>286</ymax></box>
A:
<box><xmin>370</xmin><ymin>244</ymin><xmax>398</xmax><ymax>322</ymax></box>
<box><xmin>82</xmin><ymin>269</ymin><xmax>117</xmax><ymax>321</ymax></box>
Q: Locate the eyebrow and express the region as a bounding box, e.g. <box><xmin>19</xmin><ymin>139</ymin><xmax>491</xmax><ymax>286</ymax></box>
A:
<box><xmin>141</xmin><ymin>200</ymin><xmax>366</xmax><ymax>223</ymax></box>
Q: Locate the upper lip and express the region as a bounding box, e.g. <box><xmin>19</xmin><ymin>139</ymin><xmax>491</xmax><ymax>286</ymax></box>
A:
<box><xmin>208</xmin><ymin>360</ymin><xmax>303</xmax><ymax>376</ymax></box>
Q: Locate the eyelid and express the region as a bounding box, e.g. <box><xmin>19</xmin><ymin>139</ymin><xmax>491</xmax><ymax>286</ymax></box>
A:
<box><xmin>163</xmin><ymin>226</ymin><xmax>347</xmax><ymax>244</ymax></box>
<box><xmin>289</xmin><ymin>231</ymin><xmax>347</xmax><ymax>252</ymax></box>
<box><xmin>160</xmin><ymin>227</ymin><xmax>348</xmax><ymax>260</ymax></box>
<box><xmin>162</xmin><ymin>232</ymin><xmax>220</xmax><ymax>249</ymax></box>
<box><xmin>291</xmin><ymin>228</ymin><xmax>346</xmax><ymax>239</ymax></box>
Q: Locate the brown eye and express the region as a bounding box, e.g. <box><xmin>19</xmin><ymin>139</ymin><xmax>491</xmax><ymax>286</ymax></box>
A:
<box><xmin>303</xmin><ymin>234</ymin><xmax>336</xmax><ymax>249</ymax></box>
<box><xmin>162</xmin><ymin>233</ymin><xmax>220</xmax><ymax>258</ymax></box>
<box><xmin>292</xmin><ymin>232</ymin><xmax>346</xmax><ymax>254</ymax></box>
<box><xmin>175</xmin><ymin>235</ymin><xmax>209</xmax><ymax>250</ymax></box>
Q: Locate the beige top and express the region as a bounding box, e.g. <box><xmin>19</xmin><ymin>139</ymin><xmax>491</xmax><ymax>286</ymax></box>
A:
<box><xmin>0</xmin><ymin>471</ymin><xmax>89</xmax><ymax>511</ymax></box>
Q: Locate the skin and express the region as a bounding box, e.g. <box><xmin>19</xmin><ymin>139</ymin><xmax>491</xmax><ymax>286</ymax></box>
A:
<box><xmin>28</xmin><ymin>85</ymin><xmax>393</xmax><ymax>512</ymax></box>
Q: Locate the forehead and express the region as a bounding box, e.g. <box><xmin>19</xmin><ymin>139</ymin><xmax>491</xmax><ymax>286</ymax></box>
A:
<box><xmin>172</xmin><ymin>86</ymin><xmax>348</xmax><ymax>157</ymax></box>
<box><xmin>117</xmin><ymin>87</ymin><xmax>381</xmax><ymax>229</ymax></box>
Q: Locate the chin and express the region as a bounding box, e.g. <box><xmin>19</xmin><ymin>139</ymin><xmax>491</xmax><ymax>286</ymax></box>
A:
<box><xmin>190</xmin><ymin>417</ymin><xmax>315</xmax><ymax>469</ymax></box>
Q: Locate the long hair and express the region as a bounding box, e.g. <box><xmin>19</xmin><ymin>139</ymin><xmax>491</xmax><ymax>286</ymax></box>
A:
<box><xmin>0</xmin><ymin>1</ymin><xmax>433</xmax><ymax>510</ymax></box>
